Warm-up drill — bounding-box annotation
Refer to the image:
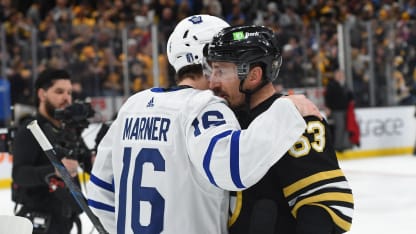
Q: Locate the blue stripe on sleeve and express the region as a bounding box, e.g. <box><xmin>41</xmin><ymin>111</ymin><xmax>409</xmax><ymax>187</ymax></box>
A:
<box><xmin>230</xmin><ymin>130</ymin><xmax>245</xmax><ymax>189</ymax></box>
<box><xmin>90</xmin><ymin>174</ymin><xmax>115</xmax><ymax>193</ymax></box>
<box><xmin>203</xmin><ymin>130</ymin><xmax>232</xmax><ymax>187</ymax></box>
<box><xmin>88</xmin><ymin>199</ymin><xmax>115</xmax><ymax>212</ymax></box>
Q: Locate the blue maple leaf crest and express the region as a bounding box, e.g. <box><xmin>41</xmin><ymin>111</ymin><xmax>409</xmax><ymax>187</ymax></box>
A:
<box><xmin>188</xmin><ymin>16</ymin><xmax>202</xmax><ymax>24</ymax></box>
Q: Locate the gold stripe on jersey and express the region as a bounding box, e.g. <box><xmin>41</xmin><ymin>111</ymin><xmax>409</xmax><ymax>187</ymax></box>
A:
<box><xmin>291</xmin><ymin>192</ymin><xmax>354</xmax><ymax>231</ymax></box>
<box><xmin>228</xmin><ymin>191</ymin><xmax>242</xmax><ymax>227</ymax></box>
<box><xmin>311</xmin><ymin>203</ymin><xmax>352</xmax><ymax>231</ymax></box>
<box><xmin>291</xmin><ymin>192</ymin><xmax>353</xmax><ymax>217</ymax></box>
<box><xmin>283</xmin><ymin>169</ymin><xmax>345</xmax><ymax>197</ymax></box>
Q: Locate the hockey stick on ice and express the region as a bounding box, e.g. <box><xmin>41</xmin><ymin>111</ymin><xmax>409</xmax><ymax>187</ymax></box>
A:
<box><xmin>27</xmin><ymin>120</ymin><xmax>109</xmax><ymax>234</ymax></box>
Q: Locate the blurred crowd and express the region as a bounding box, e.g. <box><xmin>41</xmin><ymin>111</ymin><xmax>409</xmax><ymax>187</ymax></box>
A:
<box><xmin>2</xmin><ymin>0</ymin><xmax>416</xmax><ymax>107</ymax></box>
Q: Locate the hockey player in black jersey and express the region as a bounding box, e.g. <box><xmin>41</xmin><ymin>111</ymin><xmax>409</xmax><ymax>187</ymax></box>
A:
<box><xmin>206</xmin><ymin>25</ymin><xmax>354</xmax><ymax>234</ymax></box>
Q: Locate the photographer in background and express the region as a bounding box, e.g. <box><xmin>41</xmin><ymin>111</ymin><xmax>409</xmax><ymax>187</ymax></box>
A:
<box><xmin>11</xmin><ymin>68</ymin><xmax>92</xmax><ymax>234</ymax></box>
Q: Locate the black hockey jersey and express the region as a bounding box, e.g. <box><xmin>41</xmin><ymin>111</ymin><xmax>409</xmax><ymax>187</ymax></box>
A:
<box><xmin>229</xmin><ymin>94</ymin><xmax>354</xmax><ymax>234</ymax></box>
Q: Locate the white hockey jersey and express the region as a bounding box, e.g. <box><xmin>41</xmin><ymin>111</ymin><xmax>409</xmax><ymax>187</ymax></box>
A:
<box><xmin>87</xmin><ymin>87</ymin><xmax>306</xmax><ymax>234</ymax></box>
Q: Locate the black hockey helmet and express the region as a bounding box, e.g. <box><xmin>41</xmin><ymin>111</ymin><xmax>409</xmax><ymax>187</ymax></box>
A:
<box><xmin>206</xmin><ymin>25</ymin><xmax>282</xmax><ymax>82</ymax></box>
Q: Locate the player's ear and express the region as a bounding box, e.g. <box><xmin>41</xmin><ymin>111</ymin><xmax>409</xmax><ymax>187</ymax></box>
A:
<box><xmin>247</xmin><ymin>66</ymin><xmax>263</xmax><ymax>85</ymax></box>
<box><xmin>38</xmin><ymin>88</ymin><xmax>47</xmax><ymax>102</ymax></box>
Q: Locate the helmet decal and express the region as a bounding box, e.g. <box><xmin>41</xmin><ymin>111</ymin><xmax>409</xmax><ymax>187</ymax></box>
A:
<box><xmin>186</xmin><ymin>53</ymin><xmax>194</xmax><ymax>63</ymax></box>
<box><xmin>232</xmin><ymin>31</ymin><xmax>245</xmax><ymax>40</ymax></box>
<box><xmin>188</xmin><ymin>15</ymin><xmax>203</xmax><ymax>24</ymax></box>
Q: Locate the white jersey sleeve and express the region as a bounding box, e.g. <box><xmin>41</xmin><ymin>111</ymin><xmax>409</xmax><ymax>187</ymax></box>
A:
<box><xmin>186</xmin><ymin>93</ymin><xmax>306</xmax><ymax>190</ymax></box>
<box><xmin>86</xmin><ymin>120</ymin><xmax>118</xmax><ymax>234</ymax></box>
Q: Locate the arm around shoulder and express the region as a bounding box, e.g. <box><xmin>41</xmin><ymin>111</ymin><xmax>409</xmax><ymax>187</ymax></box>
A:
<box><xmin>284</xmin><ymin>94</ymin><xmax>322</xmax><ymax>120</ymax></box>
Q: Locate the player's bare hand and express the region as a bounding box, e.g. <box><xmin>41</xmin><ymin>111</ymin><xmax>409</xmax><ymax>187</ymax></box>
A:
<box><xmin>285</xmin><ymin>94</ymin><xmax>322</xmax><ymax>120</ymax></box>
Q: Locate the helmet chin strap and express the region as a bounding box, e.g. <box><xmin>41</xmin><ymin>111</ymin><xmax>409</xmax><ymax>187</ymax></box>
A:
<box><xmin>239</xmin><ymin>78</ymin><xmax>269</xmax><ymax>111</ymax></box>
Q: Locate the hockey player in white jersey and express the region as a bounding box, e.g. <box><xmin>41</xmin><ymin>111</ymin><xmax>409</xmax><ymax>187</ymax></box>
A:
<box><xmin>87</xmin><ymin>15</ymin><xmax>320</xmax><ymax>234</ymax></box>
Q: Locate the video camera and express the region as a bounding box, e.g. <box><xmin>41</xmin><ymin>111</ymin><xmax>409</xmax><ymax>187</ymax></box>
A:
<box><xmin>48</xmin><ymin>101</ymin><xmax>95</xmax><ymax>163</ymax></box>
<box><xmin>1</xmin><ymin>101</ymin><xmax>96</xmax><ymax>164</ymax></box>
<box><xmin>55</xmin><ymin>101</ymin><xmax>95</xmax><ymax>130</ymax></box>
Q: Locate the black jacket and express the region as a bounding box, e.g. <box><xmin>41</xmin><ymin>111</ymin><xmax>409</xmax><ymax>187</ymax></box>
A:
<box><xmin>11</xmin><ymin>114</ymin><xmax>85</xmax><ymax>218</ymax></box>
<box><xmin>324</xmin><ymin>79</ymin><xmax>351</xmax><ymax>111</ymax></box>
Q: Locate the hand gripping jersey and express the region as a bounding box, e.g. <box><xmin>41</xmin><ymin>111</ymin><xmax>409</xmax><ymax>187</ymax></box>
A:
<box><xmin>229</xmin><ymin>94</ymin><xmax>354</xmax><ymax>234</ymax></box>
<box><xmin>86</xmin><ymin>87</ymin><xmax>306</xmax><ymax>234</ymax></box>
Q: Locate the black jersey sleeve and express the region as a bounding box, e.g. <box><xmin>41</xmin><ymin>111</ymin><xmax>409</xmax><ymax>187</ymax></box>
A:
<box><xmin>280</xmin><ymin>116</ymin><xmax>354</xmax><ymax>233</ymax></box>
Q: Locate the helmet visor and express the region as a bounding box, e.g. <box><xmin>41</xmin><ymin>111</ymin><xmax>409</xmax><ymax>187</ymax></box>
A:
<box><xmin>202</xmin><ymin>57</ymin><xmax>213</xmax><ymax>81</ymax></box>
<box><xmin>207</xmin><ymin>62</ymin><xmax>238</xmax><ymax>83</ymax></box>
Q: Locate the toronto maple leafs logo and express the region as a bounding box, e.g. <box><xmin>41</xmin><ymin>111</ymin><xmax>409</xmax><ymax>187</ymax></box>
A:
<box><xmin>188</xmin><ymin>15</ymin><xmax>203</xmax><ymax>24</ymax></box>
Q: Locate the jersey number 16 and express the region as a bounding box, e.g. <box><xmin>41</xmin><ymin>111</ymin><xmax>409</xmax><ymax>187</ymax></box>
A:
<box><xmin>118</xmin><ymin>147</ymin><xmax>165</xmax><ymax>234</ymax></box>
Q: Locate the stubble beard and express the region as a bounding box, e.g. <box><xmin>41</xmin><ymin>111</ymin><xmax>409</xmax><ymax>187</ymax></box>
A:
<box><xmin>45</xmin><ymin>98</ymin><xmax>58</xmax><ymax>120</ymax></box>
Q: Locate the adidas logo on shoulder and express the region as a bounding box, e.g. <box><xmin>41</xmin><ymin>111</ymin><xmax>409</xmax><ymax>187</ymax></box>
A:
<box><xmin>147</xmin><ymin>97</ymin><xmax>154</xmax><ymax>107</ymax></box>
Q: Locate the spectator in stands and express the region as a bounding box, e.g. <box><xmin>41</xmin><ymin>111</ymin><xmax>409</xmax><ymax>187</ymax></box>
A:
<box><xmin>102</xmin><ymin>71</ymin><xmax>122</xmax><ymax>96</ymax></box>
<box><xmin>201</xmin><ymin>0</ymin><xmax>223</xmax><ymax>17</ymax></box>
<box><xmin>26</xmin><ymin>2</ymin><xmax>41</xmax><ymax>26</ymax></box>
<box><xmin>0</xmin><ymin>0</ymin><xmax>13</xmax><ymax>22</ymax></box>
<box><xmin>2</xmin><ymin>0</ymin><xmax>416</xmax><ymax>106</ymax></box>
<box><xmin>8</xmin><ymin>58</ymin><xmax>32</xmax><ymax>105</ymax></box>
<box><xmin>226</xmin><ymin>2</ymin><xmax>246</xmax><ymax>25</ymax></box>
<box><xmin>50</xmin><ymin>0</ymin><xmax>72</xmax><ymax>35</ymax></box>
